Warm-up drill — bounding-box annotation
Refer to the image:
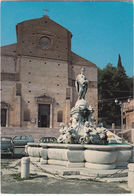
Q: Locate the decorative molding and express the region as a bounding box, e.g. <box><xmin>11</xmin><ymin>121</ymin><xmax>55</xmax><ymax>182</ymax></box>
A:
<box><xmin>35</xmin><ymin>94</ymin><xmax>53</xmax><ymax>104</ymax></box>
<box><xmin>1</xmin><ymin>102</ymin><xmax>10</xmax><ymax>109</ymax></box>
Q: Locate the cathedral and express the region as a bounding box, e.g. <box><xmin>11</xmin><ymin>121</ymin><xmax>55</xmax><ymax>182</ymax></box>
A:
<box><xmin>1</xmin><ymin>14</ymin><xmax>98</xmax><ymax>129</ymax></box>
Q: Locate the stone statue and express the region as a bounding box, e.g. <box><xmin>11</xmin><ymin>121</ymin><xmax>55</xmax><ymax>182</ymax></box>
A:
<box><xmin>75</xmin><ymin>67</ymin><xmax>89</xmax><ymax>100</ymax></box>
<box><xmin>57</xmin><ymin>68</ymin><xmax>109</xmax><ymax>145</ymax></box>
<box><xmin>57</xmin><ymin>123</ymin><xmax>68</xmax><ymax>143</ymax></box>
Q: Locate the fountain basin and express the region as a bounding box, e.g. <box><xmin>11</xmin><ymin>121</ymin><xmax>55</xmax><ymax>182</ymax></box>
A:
<box><xmin>26</xmin><ymin>143</ymin><xmax>133</xmax><ymax>170</ymax></box>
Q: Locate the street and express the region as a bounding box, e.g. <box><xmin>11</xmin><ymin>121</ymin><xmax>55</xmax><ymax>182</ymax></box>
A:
<box><xmin>1</xmin><ymin>157</ymin><xmax>130</xmax><ymax>194</ymax></box>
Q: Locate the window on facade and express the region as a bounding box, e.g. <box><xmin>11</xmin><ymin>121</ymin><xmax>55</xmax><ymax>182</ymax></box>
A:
<box><xmin>66</xmin><ymin>88</ymin><xmax>71</xmax><ymax>99</ymax></box>
<box><xmin>57</xmin><ymin>111</ymin><xmax>63</xmax><ymax>122</ymax></box>
<box><xmin>123</xmin><ymin>118</ymin><xmax>126</xmax><ymax>125</ymax></box>
<box><xmin>132</xmin><ymin>122</ymin><xmax>134</xmax><ymax>128</ymax></box>
<box><xmin>16</xmin><ymin>83</ymin><xmax>21</xmax><ymax>96</ymax></box>
<box><xmin>24</xmin><ymin>109</ymin><xmax>30</xmax><ymax>121</ymax></box>
<box><xmin>1</xmin><ymin>109</ymin><xmax>7</xmax><ymax>127</ymax></box>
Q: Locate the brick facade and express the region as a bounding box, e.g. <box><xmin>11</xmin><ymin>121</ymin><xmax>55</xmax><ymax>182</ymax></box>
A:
<box><xmin>123</xmin><ymin>99</ymin><xmax>134</xmax><ymax>129</ymax></box>
<box><xmin>1</xmin><ymin>15</ymin><xmax>98</xmax><ymax>128</ymax></box>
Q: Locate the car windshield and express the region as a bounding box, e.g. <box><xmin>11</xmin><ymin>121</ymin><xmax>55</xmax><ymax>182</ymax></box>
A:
<box><xmin>1</xmin><ymin>137</ymin><xmax>11</xmax><ymax>142</ymax></box>
<box><xmin>13</xmin><ymin>136</ymin><xmax>21</xmax><ymax>140</ymax></box>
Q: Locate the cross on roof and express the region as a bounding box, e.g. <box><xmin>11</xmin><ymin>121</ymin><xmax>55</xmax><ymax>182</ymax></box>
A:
<box><xmin>43</xmin><ymin>9</ymin><xmax>49</xmax><ymax>16</ymax></box>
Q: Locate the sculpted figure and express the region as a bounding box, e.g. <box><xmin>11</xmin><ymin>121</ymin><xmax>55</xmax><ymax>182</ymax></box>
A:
<box><xmin>75</xmin><ymin>67</ymin><xmax>89</xmax><ymax>100</ymax></box>
<box><xmin>65</xmin><ymin>127</ymin><xmax>76</xmax><ymax>144</ymax></box>
<box><xmin>57</xmin><ymin>123</ymin><xmax>68</xmax><ymax>143</ymax></box>
<box><xmin>88</xmin><ymin>105</ymin><xmax>94</xmax><ymax>124</ymax></box>
<box><xmin>79</xmin><ymin>121</ymin><xmax>91</xmax><ymax>144</ymax></box>
<box><xmin>96</xmin><ymin>126</ymin><xmax>108</xmax><ymax>145</ymax></box>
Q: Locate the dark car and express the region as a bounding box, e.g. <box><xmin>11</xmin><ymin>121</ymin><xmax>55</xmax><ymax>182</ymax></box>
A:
<box><xmin>1</xmin><ymin>137</ymin><xmax>14</xmax><ymax>157</ymax></box>
<box><xmin>13</xmin><ymin>135</ymin><xmax>34</xmax><ymax>146</ymax></box>
<box><xmin>39</xmin><ymin>137</ymin><xmax>57</xmax><ymax>143</ymax></box>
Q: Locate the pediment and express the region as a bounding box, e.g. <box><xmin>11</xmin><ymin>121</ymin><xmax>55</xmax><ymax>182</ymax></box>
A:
<box><xmin>35</xmin><ymin>94</ymin><xmax>53</xmax><ymax>104</ymax></box>
<box><xmin>1</xmin><ymin>102</ymin><xmax>10</xmax><ymax>109</ymax></box>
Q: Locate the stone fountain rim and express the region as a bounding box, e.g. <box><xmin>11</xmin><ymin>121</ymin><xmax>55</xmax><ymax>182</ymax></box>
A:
<box><xmin>27</xmin><ymin>142</ymin><xmax>132</xmax><ymax>150</ymax></box>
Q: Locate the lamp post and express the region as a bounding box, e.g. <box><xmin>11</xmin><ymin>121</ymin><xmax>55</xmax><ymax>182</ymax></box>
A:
<box><xmin>115</xmin><ymin>98</ymin><xmax>130</xmax><ymax>138</ymax></box>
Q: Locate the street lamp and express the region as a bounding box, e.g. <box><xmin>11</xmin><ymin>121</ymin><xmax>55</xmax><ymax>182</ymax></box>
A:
<box><xmin>115</xmin><ymin>98</ymin><xmax>130</xmax><ymax>138</ymax></box>
<box><xmin>115</xmin><ymin>99</ymin><xmax>124</xmax><ymax>138</ymax></box>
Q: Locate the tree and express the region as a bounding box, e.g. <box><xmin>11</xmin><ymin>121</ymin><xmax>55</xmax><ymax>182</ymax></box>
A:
<box><xmin>98</xmin><ymin>55</ymin><xmax>133</xmax><ymax>128</ymax></box>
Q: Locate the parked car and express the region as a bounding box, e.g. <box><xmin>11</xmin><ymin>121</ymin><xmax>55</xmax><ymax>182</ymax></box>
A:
<box><xmin>38</xmin><ymin>137</ymin><xmax>57</xmax><ymax>143</ymax></box>
<box><xmin>13</xmin><ymin>135</ymin><xmax>34</xmax><ymax>146</ymax></box>
<box><xmin>1</xmin><ymin>137</ymin><xmax>14</xmax><ymax>158</ymax></box>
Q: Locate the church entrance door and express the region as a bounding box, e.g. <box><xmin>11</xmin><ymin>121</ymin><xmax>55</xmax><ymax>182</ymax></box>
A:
<box><xmin>38</xmin><ymin>104</ymin><xmax>50</xmax><ymax>127</ymax></box>
<box><xmin>1</xmin><ymin>109</ymin><xmax>7</xmax><ymax>127</ymax></box>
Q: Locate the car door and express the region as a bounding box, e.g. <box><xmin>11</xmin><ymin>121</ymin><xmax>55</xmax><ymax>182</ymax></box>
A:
<box><xmin>21</xmin><ymin>136</ymin><xmax>27</xmax><ymax>146</ymax></box>
<box><xmin>13</xmin><ymin>136</ymin><xmax>21</xmax><ymax>146</ymax></box>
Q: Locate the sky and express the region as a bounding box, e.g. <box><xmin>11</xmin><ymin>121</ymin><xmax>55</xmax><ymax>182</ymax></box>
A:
<box><xmin>1</xmin><ymin>1</ymin><xmax>133</xmax><ymax>77</ymax></box>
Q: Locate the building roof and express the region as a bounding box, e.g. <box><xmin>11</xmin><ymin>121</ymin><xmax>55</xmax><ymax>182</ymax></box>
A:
<box><xmin>71</xmin><ymin>52</ymin><xmax>97</xmax><ymax>68</ymax></box>
<box><xmin>16</xmin><ymin>15</ymin><xmax>72</xmax><ymax>38</ymax></box>
<box><xmin>1</xmin><ymin>44</ymin><xmax>17</xmax><ymax>56</ymax></box>
<box><xmin>1</xmin><ymin>16</ymin><xmax>96</xmax><ymax>68</ymax></box>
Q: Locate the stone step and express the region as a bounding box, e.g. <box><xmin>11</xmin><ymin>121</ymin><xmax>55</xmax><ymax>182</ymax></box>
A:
<box><xmin>80</xmin><ymin>168</ymin><xmax>128</xmax><ymax>178</ymax></box>
<box><xmin>30</xmin><ymin>163</ymin><xmax>128</xmax><ymax>182</ymax></box>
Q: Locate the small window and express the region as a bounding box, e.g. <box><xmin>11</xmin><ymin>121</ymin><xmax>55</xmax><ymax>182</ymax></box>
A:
<box><xmin>24</xmin><ymin>109</ymin><xmax>30</xmax><ymax>121</ymax></box>
<box><xmin>66</xmin><ymin>88</ymin><xmax>71</xmax><ymax>99</ymax></box>
<box><xmin>16</xmin><ymin>83</ymin><xmax>21</xmax><ymax>96</ymax></box>
<box><xmin>57</xmin><ymin>111</ymin><xmax>63</xmax><ymax>122</ymax></box>
<box><xmin>1</xmin><ymin>109</ymin><xmax>7</xmax><ymax>127</ymax></box>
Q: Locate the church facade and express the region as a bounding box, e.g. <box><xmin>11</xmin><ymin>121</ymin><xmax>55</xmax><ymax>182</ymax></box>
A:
<box><xmin>1</xmin><ymin>15</ymin><xmax>98</xmax><ymax>128</ymax></box>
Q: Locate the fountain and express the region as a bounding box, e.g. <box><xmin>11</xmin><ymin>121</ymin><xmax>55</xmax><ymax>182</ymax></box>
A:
<box><xmin>26</xmin><ymin>68</ymin><xmax>133</xmax><ymax>171</ymax></box>
<box><xmin>57</xmin><ymin>67</ymin><xmax>108</xmax><ymax>145</ymax></box>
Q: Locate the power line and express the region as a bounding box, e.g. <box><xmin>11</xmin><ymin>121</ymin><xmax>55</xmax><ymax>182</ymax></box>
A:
<box><xmin>98</xmin><ymin>96</ymin><xmax>133</xmax><ymax>102</ymax></box>
<box><xmin>99</xmin><ymin>90</ymin><xmax>133</xmax><ymax>93</ymax></box>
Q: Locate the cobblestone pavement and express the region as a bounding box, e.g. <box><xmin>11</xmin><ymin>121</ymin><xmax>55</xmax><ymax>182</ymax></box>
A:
<box><xmin>1</xmin><ymin>157</ymin><xmax>131</xmax><ymax>194</ymax></box>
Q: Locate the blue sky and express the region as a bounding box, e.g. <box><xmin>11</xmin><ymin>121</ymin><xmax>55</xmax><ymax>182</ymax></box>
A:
<box><xmin>1</xmin><ymin>1</ymin><xmax>133</xmax><ymax>76</ymax></box>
